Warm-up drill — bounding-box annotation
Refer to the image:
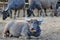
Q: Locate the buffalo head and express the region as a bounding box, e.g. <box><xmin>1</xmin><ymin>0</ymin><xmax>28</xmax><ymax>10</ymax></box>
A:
<box><xmin>25</xmin><ymin>17</ymin><xmax>43</xmax><ymax>37</ymax></box>
<box><xmin>2</xmin><ymin>11</ymin><xmax>10</xmax><ymax>20</ymax></box>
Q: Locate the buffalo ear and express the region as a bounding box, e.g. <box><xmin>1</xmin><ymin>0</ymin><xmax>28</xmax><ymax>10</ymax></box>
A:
<box><xmin>27</xmin><ymin>19</ymin><xmax>33</xmax><ymax>23</ymax></box>
<box><xmin>25</xmin><ymin>16</ymin><xmax>31</xmax><ymax>23</ymax></box>
<box><xmin>37</xmin><ymin>16</ymin><xmax>44</xmax><ymax>25</ymax></box>
<box><xmin>38</xmin><ymin>21</ymin><xmax>42</xmax><ymax>25</ymax></box>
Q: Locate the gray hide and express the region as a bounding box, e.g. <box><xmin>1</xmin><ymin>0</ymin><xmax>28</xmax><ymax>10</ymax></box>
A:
<box><xmin>5</xmin><ymin>20</ymin><xmax>29</xmax><ymax>37</ymax></box>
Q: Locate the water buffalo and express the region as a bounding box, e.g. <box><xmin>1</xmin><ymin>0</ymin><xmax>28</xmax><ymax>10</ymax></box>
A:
<box><xmin>2</xmin><ymin>0</ymin><xmax>25</xmax><ymax>20</ymax></box>
<box><xmin>27</xmin><ymin>0</ymin><xmax>59</xmax><ymax>17</ymax></box>
<box><xmin>56</xmin><ymin>1</ymin><xmax>60</xmax><ymax>9</ymax></box>
<box><xmin>3</xmin><ymin>18</ymin><xmax>43</xmax><ymax>38</ymax></box>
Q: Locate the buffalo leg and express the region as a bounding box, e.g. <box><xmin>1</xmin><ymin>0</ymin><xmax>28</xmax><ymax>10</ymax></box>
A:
<box><xmin>37</xmin><ymin>9</ymin><xmax>40</xmax><ymax>17</ymax></box>
<box><xmin>27</xmin><ymin>9</ymin><xmax>32</xmax><ymax>17</ymax></box>
<box><xmin>52</xmin><ymin>3</ymin><xmax>58</xmax><ymax>17</ymax></box>
<box><xmin>54</xmin><ymin>9</ymin><xmax>57</xmax><ymax>16</ymax></box>
<box><xmin>10</xmin><ymin>10</ymin><xmax>12</xmax><ymax>18</ymax></box>
<box><xmin>23</xmin><ymin>6</ymin><xmax>25</xmax><ymax>17</ymax></box>
<box><xmin>44</xmin><ymin>8</ymin><xmax>47</xmax><ymax>16</ymax></box>
<box><xmin>32</xmin><ymin>12</ymin><xmax>35</xmax><ymax>17</ymax></box>
<box><xmin>14</xmin><ymin>10</ymin><xmax>17</xmax><ymax>19</ymax></box>
<box><xmin>40</xmin><ymin>10</ymin><xmax>43</xmax><ymax>16</ymax></box>
<box><xmin>17</xmin><ymin>10</ymin><xmax>20</xmax><ymax>17</ymax></box>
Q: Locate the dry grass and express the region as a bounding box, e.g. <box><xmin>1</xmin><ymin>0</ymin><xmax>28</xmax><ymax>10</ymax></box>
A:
<box><xmin>0</xmin><ymin>17</ymin><xmax>60</xmax><ymax>40</ymax></box>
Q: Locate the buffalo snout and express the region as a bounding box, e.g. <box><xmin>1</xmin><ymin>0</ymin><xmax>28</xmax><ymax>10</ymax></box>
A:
<box><xmin>30</xmin><ymin>28</ymin><xmax>36</xmax><ymax>33</ymax></box>
<box><xmin>2</xmin><ymin>11</ymin><xmax>10</xmax><ymax>20</ymax></box>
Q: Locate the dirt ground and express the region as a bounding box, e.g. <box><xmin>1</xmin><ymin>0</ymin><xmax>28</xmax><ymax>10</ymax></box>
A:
<box><xmin>0</xmin><ymin>17</ymin><xmax>60</xmax><ymax>40</ymax></box>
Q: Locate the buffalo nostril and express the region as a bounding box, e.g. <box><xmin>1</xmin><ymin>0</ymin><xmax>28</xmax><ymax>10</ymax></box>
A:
<box><xmin>31</xmin><ymin>28</ymin><xmax>34</xmax><ymax>30</ymax></box>
<box><xmin>30</xmin><ymin>28</ymin><xmax>36</xmax><ymax>32</ymax></box>
<box><xmin>31</xmin><ymin>28</ymin><xmax>36</xmax><ymax>31</ymax></box>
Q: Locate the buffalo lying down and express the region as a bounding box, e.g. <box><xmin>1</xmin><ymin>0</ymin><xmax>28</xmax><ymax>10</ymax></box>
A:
<box><xmin>3</xmin><ymin>19</ymin><xmax>43</xmax><ymax>38</ymax></box>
